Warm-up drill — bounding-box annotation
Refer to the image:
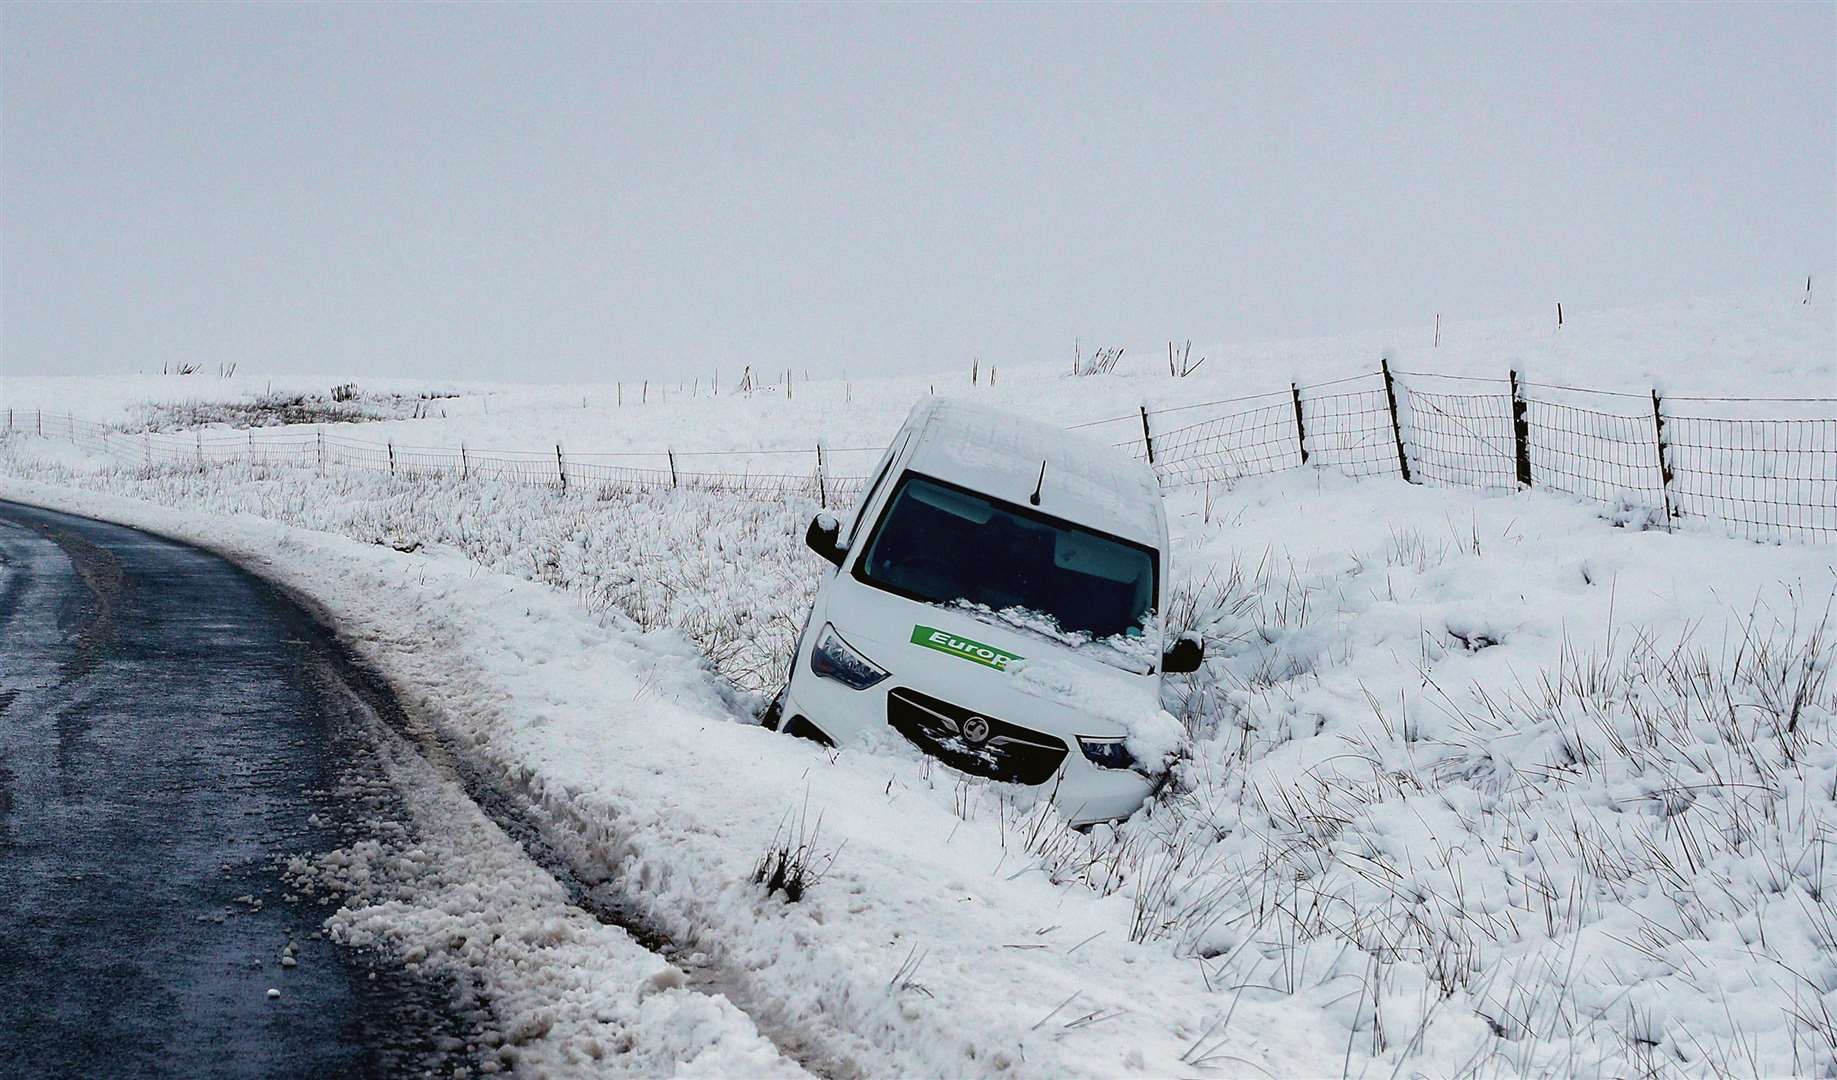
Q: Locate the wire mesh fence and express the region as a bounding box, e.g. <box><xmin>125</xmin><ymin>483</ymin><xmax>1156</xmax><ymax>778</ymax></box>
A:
<box><xmin>8</xmin><ymin>410</ymin><xmax>876</xmax><ymax>508</ymax></box>
<box><xmin>1664</xmin><ymin>410</ymin><xmax>1837</xmax><ymax>542</ymax></box>
<box><xmin>1383</xmin><ymin>371</ymin><xmax>1835</xmax><ymax>543</ymax></box>
<box><xmin>1522</xmin><ymin>396</ymin><xmax>1668</xmax><ymax>517</ymax></box>
<box><xmin>1405</xmin><ymin>385</ymin><xmax>1518</xmax><ymax>493</ymax></box>
<box><xmin>5</xmin><ymin>367</ymin><xmax>1833</xmax><ymax>544</ymax></box>
<box><xmin>1078</xmin><ymin>373</ymin><xmax>1405</xmax><ymax>488</ymax></box>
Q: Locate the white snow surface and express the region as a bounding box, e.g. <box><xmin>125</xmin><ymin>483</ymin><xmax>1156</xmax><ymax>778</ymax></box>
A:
<box><xmin>5</xmin><ymin>283</ymin><xmax>1830</xmax><ymax>479</ymax></box>
<box><xmin>6</xmin><ymin>452</ymin><xmax>1835</xmax><ymax>1075</ymax></box>
<box><xmin>4</xmin><ymin>285</ymin><xmax>1836</xmax><ymax>1077</ymax></box>
<box><xmin>0</xmin><ymin>473</ymin><xmax>1355</xmax><ymax>1076</ymax></box>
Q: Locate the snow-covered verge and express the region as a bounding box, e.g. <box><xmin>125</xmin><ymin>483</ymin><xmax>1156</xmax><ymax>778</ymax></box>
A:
<box><xmin>6</xmin><ymin>425</ymin><xmax>1835</xmax><ymax>1075</ymax></box>
<box><xmin>1156</xmin><ymin>475</ymin><xmax>1837</xmax><ymax>1076</ymax></box>
<box><xmin>1</xmin><ymin>443</ymin><xmax>813</xmax><ymax>694</ymax></box>
<box><xmin>293</xmin><ymin>657</ymin><xmax>803</xmax><ymax>1078</ymax></box>
<box><xmin>0</xmin><ymin>470</ymin><xmax>1357</xmax><ymax>1077</ymax></box>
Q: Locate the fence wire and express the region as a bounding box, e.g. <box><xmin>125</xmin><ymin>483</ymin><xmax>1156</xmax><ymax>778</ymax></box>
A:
<box><xmin>6</xmin><ymin>369</ymin><xmax>1833</xmax><ymax>544</ymax></box>
<box><xmin>1665</xmin><ymin>413</ymin><xmax>1837</xmax><ymax>542</ymax></box>
<box><xmin>1524</xmin><ymin>397</ymin><xmax>1668</xmax><ymax>517</ymax></box>
<box><xmin>1109</xmin><ymin>375</ymin><xmax>1401</xmax><ymax>488</ymax></box>
<box><xmin>1305</xmin><ymin>384</ymin><xmax>1405</xmax><ymax>479</ymax></box>
<box><xmin>1138</xmin><ymin>397</ymin><xmax>1300</xmax><ymax>487</ymax></box>
<box><xmin>1407</xmin><ymin>389</ymin><xmax>1517</xmax><ymax>492</ymax></box>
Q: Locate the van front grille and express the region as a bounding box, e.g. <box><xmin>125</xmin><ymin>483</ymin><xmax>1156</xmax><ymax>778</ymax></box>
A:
<box><xmin>886</xmin><ymin>687</ymin><xmax>1067</xmax><ymax>786</ymax></box>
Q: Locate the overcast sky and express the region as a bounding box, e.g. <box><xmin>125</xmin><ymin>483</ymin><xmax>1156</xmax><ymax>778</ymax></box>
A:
<box><xmin>3</xmin><ymin>2</ymin><xmax>1832</xmax><ymax>381</ymax></box>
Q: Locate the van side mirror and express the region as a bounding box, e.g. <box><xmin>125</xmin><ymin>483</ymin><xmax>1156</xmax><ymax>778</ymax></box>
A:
<box><xmin>1162</xmin><ymin>633</ymin><xmax>1204</xmax><ymax>674</ymax></box>
<box><xmin>805</xmin><ymin>512</ymin><xmax>845</xmax><ymax>566</ymax></box>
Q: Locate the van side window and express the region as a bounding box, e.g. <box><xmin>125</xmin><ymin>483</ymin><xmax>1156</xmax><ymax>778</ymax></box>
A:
<box><xmin>848</xmin><ymin>436</ymin><xmax>905</xmax><ymax>545</ymax></box>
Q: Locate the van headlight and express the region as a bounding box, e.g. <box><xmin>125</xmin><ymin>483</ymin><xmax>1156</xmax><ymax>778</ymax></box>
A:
<box><xmin>810</xmin><ymin>624</ymin><xmax>890</xmax><ymax>690</ymax></box>
<box><xmin>1076</xmin><ymin>736</ymin><xmax>1138</xmax><ymax>771</ymax></box>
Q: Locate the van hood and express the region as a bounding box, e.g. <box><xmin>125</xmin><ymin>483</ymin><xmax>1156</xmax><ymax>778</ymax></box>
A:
<box><xmin>827</xmin><ymin>581</ymin><xmax>1185</xmax><ymax>766</ymax></box>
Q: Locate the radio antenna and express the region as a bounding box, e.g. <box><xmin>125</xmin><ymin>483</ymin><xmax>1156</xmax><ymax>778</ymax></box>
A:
<box><xmin>1030</xmin><ymin>460</ymin><xmax>1047</xmax><ymax>505</ymax></box>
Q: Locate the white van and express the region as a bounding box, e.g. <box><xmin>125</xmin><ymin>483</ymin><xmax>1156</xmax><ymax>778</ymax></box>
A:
<box><xmin>768</xmin><ymin>398</ymin><xmax>1202</xmax><ymax>825</ymax></box>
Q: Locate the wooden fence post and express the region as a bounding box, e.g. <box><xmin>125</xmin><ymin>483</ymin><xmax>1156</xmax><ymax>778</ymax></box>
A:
<box><xmin>1651</xmin><ymin>390</ymin><xmax>1677</xmax><ymax>530</ymax></box>
<box><xmin>37</xmin><ymin>409</ymin><xmax>42</xmax><ymax>436</ymax></box>
<box><xmin>1290</xmin><ymin>382</ymin><xmax>1309</xmax><ymax>465</ymax></box>
<box><xmin>1381</xmin><ymin>359</ymin><xmax>1412</xmax><ymax>482</ymax></box>
<box><xmin>556</xmin><ymin>444</ymin><xmax>567</xmax><ymax>492</ymax></box>
<box><xmin>667</xmin><ymin>449</ymin><xmax>678</xmax><ymax>488</ymax></box>
<box><xmin>387</xmin><ymin>441</ymin><xmax>395</xmax><ymax>477</ymax></box>
<box><xmin>1508</xmin><ymin>369</ymin><xmax>1532</xmax><ymax>488</ymax></box>
<box><xmin>316</xmin><ymin>429</ymin><xmax>324</xmax><ymax>473</ymax></box>
<box><xmin>815</xmin><ymin>443</ymin><xmax>827</xmax><ymax>509</ymax></box>
<box><xmin>460</xmin><ymin>444</ymin><xmax>468</xmax><ymax>481</ymax></box>
<box><xmin>1139</xmin><ymin>406</ymin><xmax>1156</xmax><ymax>465</ymax></box>
<box><xmin>196</xmin><ymin>430</ymin><xmax>203</xmax><ymax>464</ymax></box>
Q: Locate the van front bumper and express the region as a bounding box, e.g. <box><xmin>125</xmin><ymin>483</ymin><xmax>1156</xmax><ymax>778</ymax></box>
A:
<box><xmin>782</xmin><ymin>678</ymin><xmax>1159</xmax><ymax>826</ymax></box>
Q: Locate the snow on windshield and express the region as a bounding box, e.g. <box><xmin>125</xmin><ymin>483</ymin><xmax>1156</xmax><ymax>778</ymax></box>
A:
<box><xmin>951</xmin><ymin>600</ymin><xmax>1160</xmax><ymax>674</ymax></box>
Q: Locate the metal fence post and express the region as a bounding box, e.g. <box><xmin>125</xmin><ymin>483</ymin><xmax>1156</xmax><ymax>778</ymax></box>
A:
<box><xmin>36</xmin><ymin>409</ymin><xmax>42</xmax><ymax>436</ymax></box>
<box><xmin>1651</xmin><ymin>390</ymin><xmax>1677</xmax><ymax>530</ymax></box>
<box><xmin>556</xmin><ymin>444</ymin><xmax>567</xmax><ymax>492</ymax></box>
<box><xmin>196</xmin><ymin>430</ymin><xmax>203</xmax><ymax>464</ymax></box>
<box><xmin>460</xmin><ymin>444</ymin><xmax>468</xmax><ymax>481</ymax></box>
<box><xmin>667</xmin><ymin>449</ymin><xmax>678</xmax><ymax>488</ymax></box>
<box><xmin>1139</xmin><ymin>406</ymin><xmax>1156</xmax><ymax>465</ymax></box>
<box><xmin>1380</xmin><ymin>359</ymin><xmax>1412</xmax><ymax>482</ymax></box>
<box><xmin>815</xmin><ymin>443</ymin><xmax>827</xmax><ymax>509</ymax></box>
<box><xmin>1508</xmin><ymin>369</ymin><xmax>1533</xmax><ymax>488</ymax></box>
<box><xmin>1290</xmin><ymin>382</ymin><xmax>1309</xmax><ymax>465</ymax></box>
<box><xmin>316</xmin><ymin>429</ymin><xmax>324</xmax><ymax>473</ymax></box>
<box><xmin>387</xmin><ymin>441</ymin><xmax>395</xmax><ymax>477</ymax></box>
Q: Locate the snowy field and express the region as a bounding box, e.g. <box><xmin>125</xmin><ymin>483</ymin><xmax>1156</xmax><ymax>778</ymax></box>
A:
<box><xmin>6</xmin><ymin>284</ymin><xmax>1832</xmax><ymax>478</ymax></box>
<box><xmin>4</xmin><ymin>287</ymin><xmax>1837</xmax><ymax>1076</ymax></box>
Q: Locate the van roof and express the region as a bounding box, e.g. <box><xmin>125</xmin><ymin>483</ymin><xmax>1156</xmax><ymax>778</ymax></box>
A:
<box><xmin>898</xmin><ymin>398</ymin><xmax>1166</xmax><ymax>549</ymax></box>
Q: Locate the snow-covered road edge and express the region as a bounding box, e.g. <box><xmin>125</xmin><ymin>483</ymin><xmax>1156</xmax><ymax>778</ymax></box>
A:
<box><xmin>1</xmin><ymin>479</ymin><xmax>813</xmax><ymax>1077</ymax></box>
<box><xmin>1</xmin><ymin>477</ymin><xmax>1341</xmax><ymax>1078</ymax></box>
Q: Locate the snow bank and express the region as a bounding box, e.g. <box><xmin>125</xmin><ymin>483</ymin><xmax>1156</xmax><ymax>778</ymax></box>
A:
<box><xmin>7</xmin><ymin>442</ymin><xmax>1833</xmax><ymax>1075</ymax></box>
<box><xmin>0</xmin><ymin>473</ymin><xmax>1354</xmax><ymax>1077</ymax></box>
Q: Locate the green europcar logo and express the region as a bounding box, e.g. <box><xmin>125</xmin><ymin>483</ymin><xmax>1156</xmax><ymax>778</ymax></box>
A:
<box><xmin>910</xmin><ymin>625</ymin><xmax>1021</xmax><ymax>671</ymax></box>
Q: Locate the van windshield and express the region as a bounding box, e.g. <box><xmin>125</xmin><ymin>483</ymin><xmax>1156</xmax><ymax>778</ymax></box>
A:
<box><xmin>855</xmin><ymin>474</ymin><xmax>1157</xmax><ymax>642</ymax></box>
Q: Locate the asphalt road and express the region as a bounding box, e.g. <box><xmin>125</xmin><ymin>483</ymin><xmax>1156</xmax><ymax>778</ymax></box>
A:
<box><xmin>0</xmin><ymin>500</ymin><xmax>469</xmax><ymax>1078</ymax></box>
